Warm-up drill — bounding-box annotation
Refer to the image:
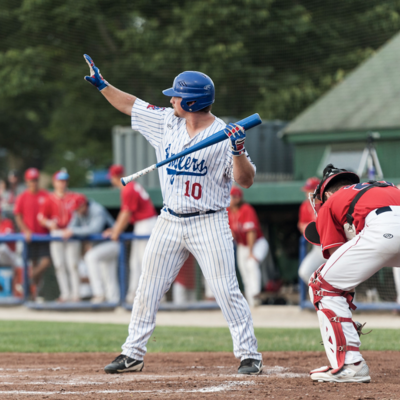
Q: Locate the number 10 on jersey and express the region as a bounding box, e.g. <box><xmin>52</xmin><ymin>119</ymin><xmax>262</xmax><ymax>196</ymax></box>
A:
<box><xmin>184</xmin><ymin>181</ymin><xmax>202</xmax><ymax>200</ymax></box>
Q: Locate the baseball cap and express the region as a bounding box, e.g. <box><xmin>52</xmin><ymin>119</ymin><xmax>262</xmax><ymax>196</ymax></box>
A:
<box><xmin>75</xmin><ymin>194</ymin><xmax>87</xmax><ymax>209</ymax></box>
<box><xmin>107</xmin><ymin>164</ymin><xmax>124</xmax><ymax>179</ymax></box>
<box><xmin>230</xmin><ymin>186</ymin><xmax>243</xmax><ymax>198</ymax></box>
<box><xmin>24</xmin><ymin>168</ymin><xmax>40</xmax><ymax>181</ymax></box>
<box><xmin>53</xmin><ymin>170</ymin><xmax>70</xmax><ymax>181</ymax></box>
<box><xmin>302</xmin><ymin>177</ymin><xmax>320</xmax><ymax>192</ymax></box>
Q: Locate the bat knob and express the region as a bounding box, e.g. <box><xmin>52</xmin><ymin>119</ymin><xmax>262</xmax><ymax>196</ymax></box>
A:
<box><xmin>120</xmin><ymin>178</ymin><xmax>127</xmax><ymax>186</ymax></box>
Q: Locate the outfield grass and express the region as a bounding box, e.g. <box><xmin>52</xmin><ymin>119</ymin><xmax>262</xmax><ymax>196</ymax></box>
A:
<box><xmin>0</xmin><ymin>321</ymin><xmax>399</xmax><ymax>353</ymax></box>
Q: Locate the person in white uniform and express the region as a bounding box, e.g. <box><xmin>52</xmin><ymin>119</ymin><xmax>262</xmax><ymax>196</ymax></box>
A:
<box><xmin>83</xmin><ymin>55</ymin><xmax>263</xmax><ymax>375</ymax></box>
<box><xmin>228</xmin><ymin>186</ymin><xmax>269</xmax><ymax>307</ymax></box>
<box><xmin>60</xmin><ymin>196</ymin><xmax>119</xmax><ymax>303</ymax></box>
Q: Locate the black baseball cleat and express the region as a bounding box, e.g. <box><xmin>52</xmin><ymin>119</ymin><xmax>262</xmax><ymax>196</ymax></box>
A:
<box><xmin>104</xmin><ymin>354</ymin><xmax>144</xmax><ymax>374</ymax></box>
<box><xmin>238</xmin><ymin>358</ymin><xmax>263</xmax><ymax>375</ymax></box>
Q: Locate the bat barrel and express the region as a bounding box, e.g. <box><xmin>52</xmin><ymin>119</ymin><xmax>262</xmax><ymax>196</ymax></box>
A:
<box><xmin>156</xmin><ymin>113</ymin><xmax>262</xmax><ymax>168</ymax></box>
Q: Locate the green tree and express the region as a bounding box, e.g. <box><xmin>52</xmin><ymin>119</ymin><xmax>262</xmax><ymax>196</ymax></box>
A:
<box><xmin>1</xmin><ymin>0</ymin><xmax>400</xmax><ymax>185</ymax></box>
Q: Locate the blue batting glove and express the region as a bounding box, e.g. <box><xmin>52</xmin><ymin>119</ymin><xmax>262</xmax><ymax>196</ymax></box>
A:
<box><xmin>83</xmin><ymin>54</ymin><xmax>109</xmax><ymax>91</ymax></box>
<box><xmin>224</xmin><ymin>123</ymin><xmax>246</xmax><ymax>156</ymax></box>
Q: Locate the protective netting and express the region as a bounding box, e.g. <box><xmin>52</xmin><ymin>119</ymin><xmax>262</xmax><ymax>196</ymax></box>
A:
<box><xmin>1</xmin><ymin>0</ymin><xmax>400</xmax><ymax>182</ymax></box>
<box><xmin>2</xmin><ymin>1</ymin><xmax>400</xmax><ymax>309</ymax></box>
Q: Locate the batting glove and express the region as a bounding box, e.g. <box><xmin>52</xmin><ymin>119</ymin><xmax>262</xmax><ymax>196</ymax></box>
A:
<box><xmin>83</xmin><ymin>54</ymin><xmax>109</xmax><ymax>91</ymax></box>
<box><xmin>225</xmin><ymin>123</ymin><xmax>246</xmax><ymax>156</ymax></box>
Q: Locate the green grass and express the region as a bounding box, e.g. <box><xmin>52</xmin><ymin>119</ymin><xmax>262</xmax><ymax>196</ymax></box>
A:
<box><xmin>0</xmin><ymin>321</ymin><xmax>399</xmax><ymax>353</ymax></box>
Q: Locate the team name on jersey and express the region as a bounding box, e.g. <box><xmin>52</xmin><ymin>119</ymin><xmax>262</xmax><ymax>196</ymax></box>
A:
<box><xmin>165</xmin><ymin>144</ymin><xmax>208</xmax><ymax>184</ymax></box>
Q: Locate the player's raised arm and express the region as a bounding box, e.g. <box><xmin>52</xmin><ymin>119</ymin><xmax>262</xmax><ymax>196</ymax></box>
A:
<box><xmin>83</xmin><ymin>54</ymin><xmax>136</xmax><ymax>116</ymax></box>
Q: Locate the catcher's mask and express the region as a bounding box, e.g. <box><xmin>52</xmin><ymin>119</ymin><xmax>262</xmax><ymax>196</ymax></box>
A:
<box><xmin>308</xmin><ymin>164</ymin><xmax>360</xmax><ymax>215</ymax></box>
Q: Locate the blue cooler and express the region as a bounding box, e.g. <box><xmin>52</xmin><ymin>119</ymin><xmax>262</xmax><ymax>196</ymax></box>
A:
<box><xmin>0</xmin><ymin>266</ymin><xmax>13</xmax><ymax>297</ymax></box>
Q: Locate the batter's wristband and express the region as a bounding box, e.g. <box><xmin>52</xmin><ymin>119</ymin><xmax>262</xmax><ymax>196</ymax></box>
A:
<box><xmin>232</xmin><ymin>148</ymin><xmax>246</xmax><ymax>156</ymax></box>
<box><xmin>97</xmin><ymin>80</ymin><xmax>109</xmax><ymax>91</ymax></box>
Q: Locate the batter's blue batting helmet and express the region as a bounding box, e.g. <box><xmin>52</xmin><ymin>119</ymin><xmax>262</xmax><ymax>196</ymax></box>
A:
<box><xmin>162</xmin><ymin>71</ymin><xmax>215</xmax><ymax>112</ymax></box>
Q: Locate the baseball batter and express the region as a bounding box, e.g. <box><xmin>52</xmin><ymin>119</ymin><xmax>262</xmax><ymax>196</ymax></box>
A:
<box><xmin>84</xmin><ymin>55</ymin><xmax>263</xmax><ymax>375</ymax></box>
<box><xmin>305</xmin><ymin>164</ymin><xmax>400</xmax><ymax>383</ymax></box>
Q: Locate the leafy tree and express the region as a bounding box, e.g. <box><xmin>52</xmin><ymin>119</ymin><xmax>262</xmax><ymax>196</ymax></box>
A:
<box><xmin>1</xmin><ymin>0</ymin><xmax>400</xmax><ymax>185</ymax></box>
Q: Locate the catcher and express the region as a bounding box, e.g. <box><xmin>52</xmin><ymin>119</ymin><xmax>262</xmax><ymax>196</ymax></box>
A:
<box><xmin>304</xmin><ymin>164</ymin><xmax>400</xmax><ymax>383</ymax></box>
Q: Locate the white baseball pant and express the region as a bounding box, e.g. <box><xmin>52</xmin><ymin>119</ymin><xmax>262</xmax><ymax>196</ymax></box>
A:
<box><xmin>237</xmin><ymin>237</ymin><xmax>269</xmax><ymax>307</ymax></box>
<box><xmin>299</xmin><ymin>244</ymin><xmax>326</xmax><ymax>284</ymax></box>
<box><xmin>126</xmin><ymin>216</ymin><xmax>157</xmax><ymax>303</ymax></box>
<box><xmin>121</xmin><ymin>210</ymin><xmax>261</xmax><ymax>361</ymax></box>
<box><xmin>50</xmin><ymin>240</ymin><xmax>81</xmax><ymax>301</ymax></box>
<box><xmin>318</xmin><ymin>206</ymin><xmax>400</xmax><ymax>365</ymax></box>
<box><xmin>84</xmin><ymin>241</ymin><xmax>120</xmax><ymax>303</ymax></box>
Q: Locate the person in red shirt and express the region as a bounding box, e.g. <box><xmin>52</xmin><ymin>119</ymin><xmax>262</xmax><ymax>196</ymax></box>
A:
<box><xmin>304</xmin><ymin>164</ymin><xmax>400</xmax><ymax>383</ymax></box>
<box><xmin>228</xmin><ymin>186</ymin><xmax>269</xmax><ymax>307</ymax></box>
<box><xmin>38</xmin><ymin>170</ymin><xmax>82</xmax><ymax>302</ymax></box>
<box><xmin>297</xmin><ymin>177</ymin><xmax>325</xmax><ymax>283</ymax></box>
<box><xmin>14</xmin><ymin>168</ymin><xmax>50</xmax><ymax>291</ymax></box>
<box><xmin>104</xmin><ymin>165</ymin><xmax>157</xmax><ymax>303</ymax></box>
<box><xmin>0</xmin><ymin>207</ymin><xmax>17</xmax><ymax>266</ymax></box>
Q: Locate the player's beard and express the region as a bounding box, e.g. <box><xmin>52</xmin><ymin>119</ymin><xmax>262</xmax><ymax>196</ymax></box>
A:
<box><xmin>173</xmin><ymin>107</ymin><xmax>182</xmax><ymax>118</ymax></box>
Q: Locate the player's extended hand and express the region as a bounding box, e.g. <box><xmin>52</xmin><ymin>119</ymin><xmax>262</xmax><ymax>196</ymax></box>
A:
<box><xmin>83</xmin><ymin>54</ymin><xmax>109</xmax><ymax>91</ymax></box>
<box><xmin>224</xmin><ymin>123</ymin><xmax>246</xmax><ymax>156</ymax></box>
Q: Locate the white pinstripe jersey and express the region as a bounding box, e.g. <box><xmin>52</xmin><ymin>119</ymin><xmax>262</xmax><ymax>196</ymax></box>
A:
<box><xmin>131</xmin><ymin>98</ymin><xmax>255</xmax><ymax>214</ymax></box>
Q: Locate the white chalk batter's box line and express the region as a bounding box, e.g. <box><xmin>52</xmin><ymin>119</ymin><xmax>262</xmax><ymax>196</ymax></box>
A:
<box><xmin>0</xmin><ymin>381</ymin><xmax>255</xmax><ymax>395</ymax></box>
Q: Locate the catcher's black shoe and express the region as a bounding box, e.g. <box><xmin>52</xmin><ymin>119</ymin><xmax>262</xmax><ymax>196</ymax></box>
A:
<box><xmin>104</xmin><ymin>354</ymin><xmax>144</xmax><ymax>374</ymax></box>
<box><xmin>238</xmin><ymin>358</ymin><xmax>263</xmax><ymax>375</ymax></box>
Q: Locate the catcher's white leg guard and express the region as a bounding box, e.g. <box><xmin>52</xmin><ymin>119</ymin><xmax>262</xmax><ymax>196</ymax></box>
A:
<box><xmin>308</xmin><ymin>265</ymin><xmax>365</xmax><ymax>377</ymax></box>
<box><xmin>316</xmin><ymin>309</ymin><xmax>359</xmax><ymax>374</ymax></box>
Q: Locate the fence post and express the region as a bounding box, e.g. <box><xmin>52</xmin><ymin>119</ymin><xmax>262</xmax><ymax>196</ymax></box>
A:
<box><xmin>22</xmin><ymin>240</ymin><xmax>29</xmax><ymax>302</ymax></box>
<box><xmin>298</xmin><ymin>236</ymin><xmax>307</xmax><ymax>308</ymax></box>
<box><xmin>118</xmin><ymin>238</ymin><xmax>127</xmax><ymax>305</ymax></box>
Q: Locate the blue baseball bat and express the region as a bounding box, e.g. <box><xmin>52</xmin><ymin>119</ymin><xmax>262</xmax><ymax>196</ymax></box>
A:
<box><xmin>121</xmin><ymin>113</ymin><xmax>262</xmax><ymax>186</ymax></box>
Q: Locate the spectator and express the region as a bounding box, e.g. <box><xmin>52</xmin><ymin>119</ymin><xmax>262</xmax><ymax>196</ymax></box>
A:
<box><xmin>297</xmin><ymin>177</ymin><xmax>325</xmax><ymax>284</ymax></box>
<box><xmin>38</xmin><ymin>170</ymin><xmax>81</xmax><ymax>302</ymax></box>
<box><xmin>14</xmin><ymin>168</ymin><xmax>50</xmax><ymax>294</ymax></box>
<box><xmin>105</xmin><ymin>165</ymin><xmax>157</xmax><ymax>304</ymax></box>
<box><xmin>0</xmin><ymin>206</ymin><xmax>17</xmax><ymax>266</ymax></box>
<box><xmin>228</xmin><ymin>186</ymin><xmax>269</xmax><ymax>307</ymax></box>
<box><xmin>60</xmin><ymin>195</ymin><xmax>118</xmax><ymax>303</ymax></box>
<box><xmin>2</xmin><ymin>170</ymin><xmax>24</xmax><ymax>219</ymax></box>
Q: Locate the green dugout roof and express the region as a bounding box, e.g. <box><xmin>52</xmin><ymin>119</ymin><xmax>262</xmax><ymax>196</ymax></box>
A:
<box><xmin>73</xmin><ymin>183</ymin><xmax>306</xmax><ymax>207</ymax></box>
<box><xmin>72</xmin><ymin>178</ymin><xmax>400</xmax><ymax>208</ymax></box>
<box><xmin>281</xmin><ymin>31</ymin><xmax>400</xmax><ymax>138</ymax></box>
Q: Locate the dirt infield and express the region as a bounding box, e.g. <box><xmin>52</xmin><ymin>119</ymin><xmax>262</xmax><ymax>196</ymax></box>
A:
<box><xmin>0</xmin><ymin>351</ymin><xmax>398</xmax><ymax>399</ymax></box>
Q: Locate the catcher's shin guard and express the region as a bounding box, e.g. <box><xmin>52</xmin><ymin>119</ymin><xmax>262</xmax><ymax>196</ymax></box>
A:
<box><xmin>315</xmin><ymin>309</ymin><xmax>359</xmax><ymax>374</ymax></box>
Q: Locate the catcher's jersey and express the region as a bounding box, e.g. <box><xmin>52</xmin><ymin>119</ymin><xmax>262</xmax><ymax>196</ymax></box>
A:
<box><xmin>131</xmin><ymin>98</ymin><xmax>255</xmax><ymax>213</ymax></box>
<box><xmin>316</xmin><ymin>181</ymin><xmax>400</xmax><ymax>258</ymax></box>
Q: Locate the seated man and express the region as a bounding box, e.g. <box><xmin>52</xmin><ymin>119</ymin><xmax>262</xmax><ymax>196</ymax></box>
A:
<box><xmin>305</xmin><ymin>164</ymin><xmax>400</xmax><ymax>383</ymax></box>
<box><xmin>60</xmin><ymin>195</ymin><xmax>118</xmax><ymax>303</ymax></box>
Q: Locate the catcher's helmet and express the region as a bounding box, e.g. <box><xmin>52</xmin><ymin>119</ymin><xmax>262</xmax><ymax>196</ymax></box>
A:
<box><xmin>314</xmin><ymin>164</ymin><xmax>359</xmax><ymax>203</ymax></box>
<box><xmin>162</xmin><ymin>71</ymin><xmax>215</xmax><ymax>112</ymax></box>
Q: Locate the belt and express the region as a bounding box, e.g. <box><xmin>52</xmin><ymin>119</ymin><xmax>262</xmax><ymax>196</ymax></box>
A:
<box><xmin>376</xmin><ymin>206</ymin><xmax>392</xmax><ymax>215</ymax></box>
<box><xmin>164</xmin><ymin>207</ymin><xmax>217</xmax><ymax>218</ymax></box>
